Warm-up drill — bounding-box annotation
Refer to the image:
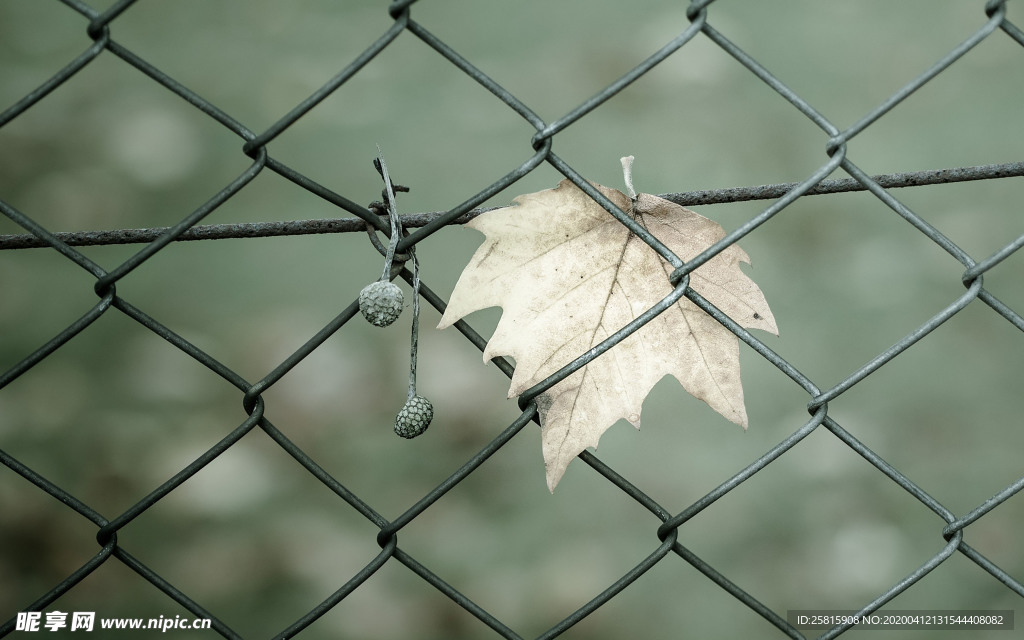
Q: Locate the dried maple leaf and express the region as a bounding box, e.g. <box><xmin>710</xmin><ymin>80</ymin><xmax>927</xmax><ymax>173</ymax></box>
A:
<box><xmin>438</xmin><ymin>171</ymin><xmax>777</xmax><ymax>490</ymax></box>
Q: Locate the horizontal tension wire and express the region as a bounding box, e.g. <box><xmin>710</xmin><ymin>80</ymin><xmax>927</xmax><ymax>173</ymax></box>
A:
<box><xmin>1</xmin><ymin>161</ymin><xmax>1020</xmax><ymax>250</ymax></box>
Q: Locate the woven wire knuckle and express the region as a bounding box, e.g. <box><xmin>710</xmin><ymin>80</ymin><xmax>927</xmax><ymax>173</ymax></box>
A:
<box><xmin>986</xmin><ymin>0</ymin><xmax>1007</xmax><ymax>19</ymax></box>
<box><xmin>389</xmin><ymin>0</ymin><xmax>416</xmax><ymax>20</ymax></box>
<box><xmin>686</xmin><ymin>0</ymin><xmax>713</xmax><ymax>22</ymax></box>
<box><xmin>2</xmin><ymin>2</ymin><xmax>1023</xmax><ymax>638</ymax></box>
<box><xmin>668</xmin><ymin>268</ymin><xmax>690</xmax><ymax>290</ymax></box>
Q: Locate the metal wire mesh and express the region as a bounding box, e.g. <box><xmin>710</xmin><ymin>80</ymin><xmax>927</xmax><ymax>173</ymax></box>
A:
<box><xmin>2</xmin><ymin>1</ymin><xmax>1023</xmax><ymax>638</ymax></box>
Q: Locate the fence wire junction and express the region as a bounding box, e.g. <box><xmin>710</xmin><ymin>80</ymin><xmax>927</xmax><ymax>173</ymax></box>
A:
<box><xmin>2</xmin><ymin>1</ymin><xmax>1024</xmax><ymax>638</ymax></box>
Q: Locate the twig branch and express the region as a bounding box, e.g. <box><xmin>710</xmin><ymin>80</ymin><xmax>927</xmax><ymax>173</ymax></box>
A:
<box><xmin>1</xmin><ymin>161</ymin><xmax>1020</xmax><ymax>250</ymax></box>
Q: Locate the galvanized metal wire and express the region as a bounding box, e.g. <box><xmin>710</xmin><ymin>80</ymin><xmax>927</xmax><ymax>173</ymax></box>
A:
<box><xmin>1</xmin><ymin>1</ymin><xmax>1023</xmax><ymax>638</ymax></box>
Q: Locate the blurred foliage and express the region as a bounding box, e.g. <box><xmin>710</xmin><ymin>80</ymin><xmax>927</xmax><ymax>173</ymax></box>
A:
<box><xmin>1</xmin><ymin>1</ymin><xmax>1022</xmax><ymax>639</ymax></box>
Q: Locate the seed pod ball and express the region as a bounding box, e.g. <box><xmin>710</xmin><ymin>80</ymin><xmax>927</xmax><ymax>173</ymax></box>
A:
<box><xmin>359</xmin><ymin>281</ymin><xmax>404</xmax><ymax>327</ymax></box>
<box><xmin>395</xmin><ymin>395</ymin><xmax>433</xmax><ymax>438</ymax></box>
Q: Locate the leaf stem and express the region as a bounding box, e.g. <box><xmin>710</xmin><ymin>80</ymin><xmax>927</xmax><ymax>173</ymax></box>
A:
<box><xmin>375</xmin><ymin>145</ymin><xmax>402</xmax><ymax>282</ymax></box>
<box><xmin>408</xmin><ymin>249</ymin><xmax>421</xmax><ymax>402</ymax></box>
<box><xmin>620</xmin><ymin>155</ymin><xmax>637</xmax><ymax>201</ymax></box>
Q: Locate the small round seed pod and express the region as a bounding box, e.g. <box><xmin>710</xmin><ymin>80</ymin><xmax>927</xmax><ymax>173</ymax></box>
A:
<box><xmin>359</xmin><ymin>281</ymin><xmax>404</xmax><ymax>327</ymax></box>
<box><xmin>395</xmin><ymin>395</ymin><xmax>433</xmax><ymax>438</ymax></box>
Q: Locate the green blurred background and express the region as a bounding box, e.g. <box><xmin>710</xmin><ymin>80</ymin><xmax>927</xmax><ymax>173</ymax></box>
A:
<box><xmin>1</xmin><ymin>1</ymin><xmax>1023</xmax><ymax>638</ymax></box>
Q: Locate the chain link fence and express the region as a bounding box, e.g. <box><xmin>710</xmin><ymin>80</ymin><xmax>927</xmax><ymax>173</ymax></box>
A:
<box><xmin>2</xmin><ymin>1</ymin><xmax>1023</xmax><ymax>638</ymax></box>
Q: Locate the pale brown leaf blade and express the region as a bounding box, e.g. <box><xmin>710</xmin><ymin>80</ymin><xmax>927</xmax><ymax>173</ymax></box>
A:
<box><xmin>438</xmin><ymin>179</ymin><xmax>777</xmax><ymax>490</ymax></box>
<box><xmin>633</xmin><ymin>192</ymin><xmax>777</xmax><ymax>336</ymax></box>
